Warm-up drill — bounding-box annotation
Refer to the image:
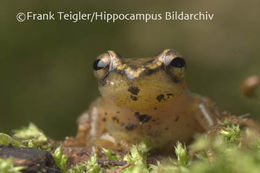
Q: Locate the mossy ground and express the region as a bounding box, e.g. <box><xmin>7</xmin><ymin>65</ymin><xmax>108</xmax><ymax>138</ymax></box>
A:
<box><xmin>0</xmin><ymin>119</ymin><xmax>260</xmax><ymax>173</ymax></box>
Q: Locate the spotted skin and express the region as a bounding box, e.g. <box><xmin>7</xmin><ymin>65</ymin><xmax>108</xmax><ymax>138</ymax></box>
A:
<box><xmin>74</xmin><ymin>49</ymin><xmax>221</xmax><ymax>152</ymax></box>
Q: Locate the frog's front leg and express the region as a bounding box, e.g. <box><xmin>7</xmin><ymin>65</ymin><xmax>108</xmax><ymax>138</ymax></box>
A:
<box><xmin>193</xmin><ymin>95</ymin><xmax>221</xmax><ymax>130</ymax></box>
<box><xmin>74</xmin><ymin>111</ymin><xmax>91</xmax><ymax>146</ymax></box>
<box><xmin>75</xmin><ymin>98</ymin><xmax>129</xmax><ymax>151</ymax></box>
<box><xmin>75</xmin><ymin>98</ymin><xmax>106</xmax><ymax>146</ymax></box>
<box><xmin>63</xmin><ymin>98</ymin><xmax>105</xmax><ymax>147</ymax></box>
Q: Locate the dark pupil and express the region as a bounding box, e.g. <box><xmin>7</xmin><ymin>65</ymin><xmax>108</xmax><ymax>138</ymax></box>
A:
<box><xmin>93</xmin><ymin>59</ymin><xmax>105</xmax><ymax>70</ymax></box>
<box><xmin>170</xmin><ymin>57</ymin><xmax>186</xmax><ymax>68</ymax></box>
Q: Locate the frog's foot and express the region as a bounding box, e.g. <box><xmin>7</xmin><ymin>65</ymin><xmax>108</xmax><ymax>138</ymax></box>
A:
<box><xmin>63</xmin><ymin>137</ymin><xmax>83</xmax><ymax>147</ymax></box>
<box><xmin>95</xmin><ymin>133</ymin><xmax>131</xmax><ymax>153</ymax></box>
<box><xmin>63</xmin><ymin>123</ymin><xmax>90</xmax><ymax>147</ymax></box>
<box><xmin>63</xmin><ymin>112</ymin><xmax>91</xmax><ymax>147</ymax></box>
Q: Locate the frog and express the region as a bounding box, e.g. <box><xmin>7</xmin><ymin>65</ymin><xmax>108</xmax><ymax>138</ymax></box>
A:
<box><xmin>70</xmin><ymin>49</ymin><xmax>222</xmax><ymax>152</ymax></box>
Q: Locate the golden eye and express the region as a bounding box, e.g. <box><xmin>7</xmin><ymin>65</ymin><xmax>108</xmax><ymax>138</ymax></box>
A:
<box><xmin>161</xmin><ymin>50</ymin><xmax>186</xmax><ymax>81</ymax></box>
<box><xmin>93</xmin><ymin>50</ymin><xmax>122</xmax><ymax>82</ymax></box>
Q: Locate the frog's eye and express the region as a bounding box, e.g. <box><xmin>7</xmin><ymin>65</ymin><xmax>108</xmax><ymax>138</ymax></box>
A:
<box><xmin>93</xmin><ymin>53</ymin><xmax>112</xmax><ymax>82</ymax></box>
<box><xmin>161</xmin><ymin>49</ymin><xmax>185</xmax><ymax>68</ymax></box>
<box><xmin>160</xmin><ymin>49</ymin><xmax>186</xmax><ymax>81</ymax></box>
<box><xmin>93</xmin><ymin>59</ymin><xmax>108</xmax><ymax>71</ymax></box>
<box><xmin>170</xmin><ymin>57</ymin><xmax>186</xmax><ymax>68</ymax></box>
<box><xmin>93</xmin><ymin>51</ymin><xmax>122</xmax><ymax>82</ymax></box>
<box><xmin>166</xmin><ymin>57</ymin><xmax>186</xmax><ymax>81</ymax></box>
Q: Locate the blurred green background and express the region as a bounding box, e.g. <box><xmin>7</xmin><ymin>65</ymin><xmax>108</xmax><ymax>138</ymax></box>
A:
<box><xmin>0</xmin><ymin>0</ymin><xmax>259</xmax><ymax>139</ymax></box>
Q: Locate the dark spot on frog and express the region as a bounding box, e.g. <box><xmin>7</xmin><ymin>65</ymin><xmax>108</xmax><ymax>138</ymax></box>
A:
<box><xmin>134</xmin><ymin>112</ymin><xmax>151</xmax><ymax>123</ymax></box>
<box><xmin>130</xmin><ymin>95</ymin><xmax>138</xmax><ymax>101</ymax></box>
<box><xmin>174</xmin><ymin>116</ymin><xmax>180</xmax><ymax>122</ymax></box>
<box><xmin>172</xmin><ymin>77</ymin><xmax>181</xmax><ymax>83</ymax></box>
<box><xmin>125</xmin><ymin>123</ymin><xmax>137</xmax><ymax>131</ymax></box>
<box><xmin>165</xmin><ymin>127</ymin><xmax>169</xmax><ymax>130</ymax></box>
<box><xmin>166</xmin><ymin>93</ymin><xmax>174</xmax><ymax>98</ymax></box>
<box><xmin>112</xmin><ymin>116</ymin><xmax>119</xmax><ymax>123</ymax></box>
<box><xmin>104</xmin><ymin>112</ymin><xmax>108</xmax><ymax>116</ymax></box>
<box><xmin>128</xmin><ymin>86</ymin><xmax>140</xmax><ymax>95</ymax></box>
<box><xmin>152</xmin><ymin>119</ymin><xmax>156</xmax><ymax>122</ymax></box>
<box><xmin>156</xmin><ymin>94</ymin><xmax>165</xmax><ymax>102</ymax></box>
<box><xmin>116</xmin><ymin>111</ymin><xmax>120</xmax><ymax>114</ymax></box>
<box><xmin>153</xmin><ymin>107</ymin><xmax>157</xmax><ymax>110</ymax></box>
<box><xmin>102</xmin><ymin>118</ymin><xmax>106</xmax><ymax>122</ymax></box>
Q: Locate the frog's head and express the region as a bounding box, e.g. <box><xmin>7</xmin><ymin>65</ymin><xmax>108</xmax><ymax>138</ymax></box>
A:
<box><xmin>92</xmin><ymin>49</ymin><xmax>188</xmax><ymax>111</ymax></box>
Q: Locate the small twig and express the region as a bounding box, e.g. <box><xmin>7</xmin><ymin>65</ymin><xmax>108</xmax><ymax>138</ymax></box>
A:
<box><xmin>238</xmin><ymin>113</ymin><xmax>251</xmax><ymax>119</ymax></box>
<box><xmin>98</xmin><ymin>159</ymin><xmax>127</xmax><ymax>167</ymax></box>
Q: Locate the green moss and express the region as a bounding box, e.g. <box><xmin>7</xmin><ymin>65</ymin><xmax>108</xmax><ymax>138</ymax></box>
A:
<box><xmin>0</xmin><ymin>158</ymin><xmax>25</xmax><ymax>173</ymax></box>
<box><xmin>220</xmin><ymin>124</ymin><xmax>240</xmax><ymax>143</ymax></box>
<box><xmin>13</xmin><ymin>123</ymin><xmax>47</xmax><ymax>142</ymax></box>
<box><xmin>66</xmin><ymin>153</ymin><xmax>103</xmax><ymax>173</ymax></box>
<box><xmin>150</xmin><ymin>122</ymin><xmax>260</xmax><ymax>173</ymax></box>
<box><xmin>1</xmin><ymin>120</ymin><xmax>260</xmax><ymax>173</ymax></box>
<box><xmin>102</xmin><ymin>148</ymin><xmax>120</xmax><ymax>161</ymax></box>
<box><xmin>175</xmin><ymin>141</ymin><xmax>188</xmax><ymax>166</ymax></box>
<box><xmin>52</xmin><ymin>146</ymin><xmax>68</xmax><ymax>172</ymax></box>
<box><xmin>12</xmin><ymin>123</ymin><xmax>51</xmax><ymax>150</ymax></box>
<box><xmin>122</xmin><ymin>141</ymin><xmax>150</xmax><ymax>173</ymax></box>
<box><xmin>0</xmin><ymin>133</ymin><xmax>24</xmax><ymax>147</ymax></box>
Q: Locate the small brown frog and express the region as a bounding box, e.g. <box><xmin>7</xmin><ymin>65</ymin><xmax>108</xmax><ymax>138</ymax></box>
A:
<box><xmin>72</xmin><ymin>49</ymin><xmax>221</xmax><ymax>152</ymax></box>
